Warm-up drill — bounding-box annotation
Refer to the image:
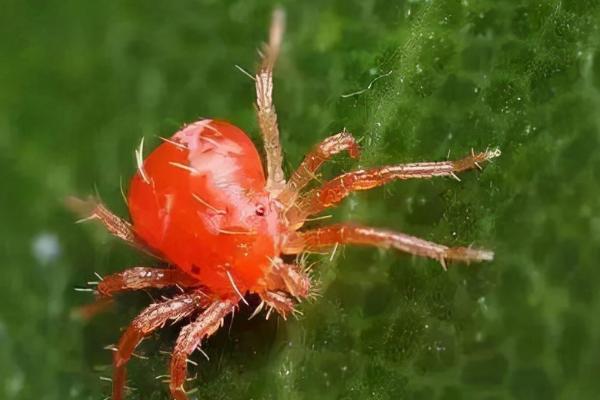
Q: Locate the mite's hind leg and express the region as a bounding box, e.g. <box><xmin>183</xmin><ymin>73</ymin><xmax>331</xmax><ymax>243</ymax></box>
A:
<box><xmin>97</xmin><ymin>267</ymin><xmax>199</xmax><ymax>298</ymax></box>
<box><xmin>66</xmin><ymin>196</ymin><xmax>159</xmax><ymax>257</ymax></box>
<box><xmin>277</xmin><ymin>131</ymin><xmax>361</xmax><ymax>207</ymax></box>
<box><xmin>112</xmin><ymin>292</ymin><xmax>206</xmax><ymax>400</ymax></box>
<box><xmin>283</xmin><ymin>223</ymin><xmax>493</xmax><ymax>269</ymax></box>
<box><xmin>287</xmin><ymin>148</ymin><xmax>501</xmax><ymax>227</ymax></box>
<box><xmin>169</xmin><ymin>300</ymin><xmax>235</xmax><ymax>400</ymax></box>
<box><xmin>256</xmin><ymin>8</ymin><xmax>286</xmax><ymax>194</ymax></box>
<box><xmin>77</xmin><ymin>267</ymin><xmax>196</xmax><ymax>320</ymax></box>
<box><xmin>66</xmin><ymin>196</ymin><xmax>136</xmax><ymax>244</ymax></box>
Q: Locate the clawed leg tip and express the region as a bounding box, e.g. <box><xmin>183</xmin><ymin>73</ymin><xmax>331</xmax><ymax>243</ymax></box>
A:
<box><xmin>65</xmin><ymin>195</ymin><xmax>97</xmax><ymax>216</ymax></box>
<box><xmin>481</xmin><ymin>251</ymin><xmax>495</xmax><ymax>262</ymax></box>
<box><xmin>469</xmin><ymin>249</ymin><xmax>495</xmax><ymax>262</ymax></box>
<box><xmin>445</xmin><ymin>248</ymin><xmax>495</xmax><ymax>264</ymax></box>
<box><xmin>439</xmin><ymin>258</ymin><xmax>448</xmax><ymax>271</ymax></box>
<box><xmin>485</xmin><ymin>148</ymin><xmax>502</xmax><ymax>160</ymax></box>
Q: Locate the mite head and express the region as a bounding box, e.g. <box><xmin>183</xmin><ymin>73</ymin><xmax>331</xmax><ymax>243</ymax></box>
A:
<box><xmin>279</xmin><ymin>262</ymin><xmax>312</xmax><ymax>299</ymax></box>
<box><xmin>241</xmin><ymin>190</ymin><xmax>282</xmax><ymax>238</ymax></box>
<box><xmin>263</xmin><ymin>258</ymin><xmax>312</xmax><ymax>300</ymax></box>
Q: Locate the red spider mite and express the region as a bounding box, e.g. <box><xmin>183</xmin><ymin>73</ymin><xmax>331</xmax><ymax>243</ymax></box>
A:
<box><xmin>69</xmin><ymin>9</ymin><xmax>500</xmax><ymax>400</ymax></box>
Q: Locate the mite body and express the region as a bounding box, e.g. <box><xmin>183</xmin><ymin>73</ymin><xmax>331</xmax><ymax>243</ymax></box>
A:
<box><xmin>71</xmin><ymin>9</ymin><xmax>499</xmax><ymax>400</ymax></box>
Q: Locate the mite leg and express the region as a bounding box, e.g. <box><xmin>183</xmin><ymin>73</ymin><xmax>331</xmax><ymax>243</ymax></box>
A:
<box><xmin>169</xmin><ymin>300</ymin><xmax>236</xmax><ymax>400</ymax></box>
<box><xmin>112</xmin><ymin>292</ymin><xmax>206</xmax><ymax>400</ymax></box>
<box><xmin>75</xmin><ymin>297</ymin><xmax>115</xmax><ymax>320</ymax></box>
<box><xmin>283</xmin><ymin>223</ymin><xmax>493</xmax><ymax>268</ymax></box>
<box><xmin>256</xmin><ymin>9</ymin><xmax>286</xmax><ymax>194</ymax></box>
<box><xmin>256</xmin><ymin>291</ymin><xmax>297</xmax><ymax>320</ymax></box>
<box><xmin>277</xmin><ymin>131</ymin><xmax>361</xmax><ymax>207</ymax></box>
<box><xmin>263</xmin><ymin>260</ymin><xmax>312</xmax><ymax>300</ymax></box>
<box><xmin>77</xmin><ymin>267</ymin><xmax>196</xmax><ymax>320</ymax></box>
<box><xmin>97</xmin><ymin>267</ymin><xmax>199</xmax><ymax>298</ymax></box>
<box><xmin>66</xmin><ymin>196</ymin><xmax>160</xmax><ymax>258</ymax></box>
<box><xmin>287</xmin><ymin>148</ymin><xmax>501</xmax><ymax>227</ymax></box>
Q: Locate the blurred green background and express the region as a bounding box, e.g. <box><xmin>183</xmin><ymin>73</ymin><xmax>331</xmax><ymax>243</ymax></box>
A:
<box><xmin>2</xmin><ymin>0</ymin><xmax>600</xmax><ymax>399</ymax></box>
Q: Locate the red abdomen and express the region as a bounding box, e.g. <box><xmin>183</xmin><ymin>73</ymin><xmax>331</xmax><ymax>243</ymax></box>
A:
<box><xmin>127</xmin><ymin>120</ymin><xmax>281</xmax><ymax>298</ymax></box>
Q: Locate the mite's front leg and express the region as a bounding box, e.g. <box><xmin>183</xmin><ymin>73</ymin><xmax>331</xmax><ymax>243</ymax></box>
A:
<box><xmin>277</xmin><ymin>131</ymin><xmax>360</xmax><ymax>207</ymax></box>
<box><xmin>283</xmin><ymin>223</ymin><xmax>493</xmax><ymax>269</ymax></box>
<box><xmin>169</xmin><ymin>300</ymin><xmax>236</xmax><ymax>400</ymax></box>
<box><xmin>286</xmin><ymin>148</ymin><xmax>501</xmax><ymax>228</ymax></box>
<box><xmin>256</xmin><ymin>9</ymin><xmax>286</xmax><ymax>194</ymax></box>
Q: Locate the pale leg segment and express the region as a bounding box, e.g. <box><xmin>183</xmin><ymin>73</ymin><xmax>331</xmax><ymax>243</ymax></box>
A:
<box><xmin>287</xmin><ymin>148</ymin><xmax>501</xmax><ymax>226</ymax></box>
<box><xmin>277</xmin><ymin>131</ymin><xmax>360</xmax><ymax>207</ymax></box>
<box><xmin>283</xmin><ymin>223</ymin><xmax>494</xmax><ymax>268</ymax></box>
<box><xmin>259</xmin><ymin>291</ymin><xmax>297</xmax><ymax>320</ymax></box>
<box><xmin>112</xmin><ymin>292</ymin><xmax>207</xmax><ymax>400</ymax></box>
<box><xmin>169</xmin><ymin>300</ymin><xmax>236</xmax><ymax>400</ymax></box>
<box><xmin>97</xmin><ymin>267</ymin><xmax>199</xmax><ymax>297</ymax></box>
<box><xmin>256</xmin><ymin>9</ymin><xmax>286</xmax><ymax>195</ymax></box>
<box><xmin>67</xmin><ymin>196</ymin><xmax>137</xmax><ymax>244</ymax></box>
<box><xmin>66</xmin><ymin>196</ymin><xmax>161</xmax><ymax>258</ymax></box>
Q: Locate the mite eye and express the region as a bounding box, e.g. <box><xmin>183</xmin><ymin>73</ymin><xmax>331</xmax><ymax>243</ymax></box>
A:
<box><xmin>255</xmin><ymin>204</ymin><xmax>266</xmax><ymax>216</ymax></box>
